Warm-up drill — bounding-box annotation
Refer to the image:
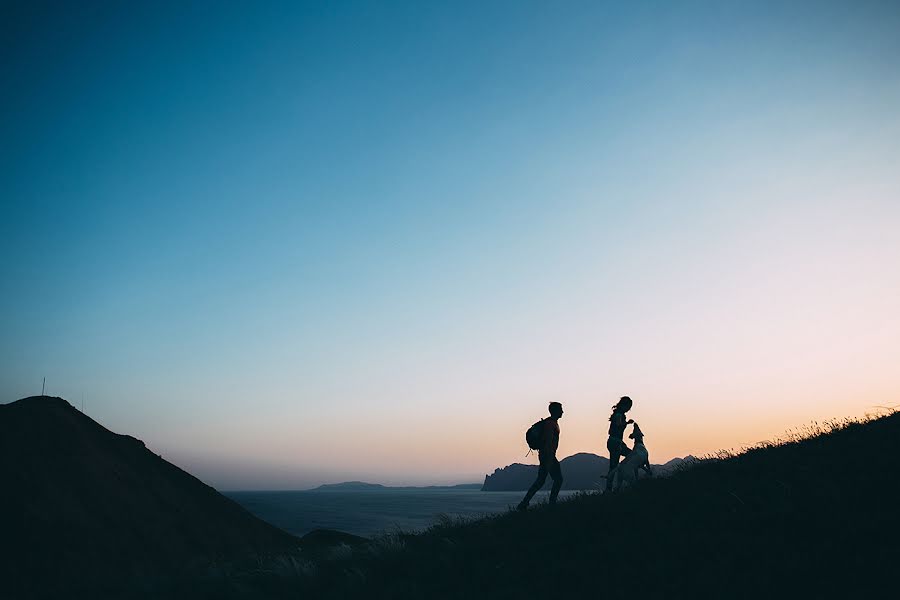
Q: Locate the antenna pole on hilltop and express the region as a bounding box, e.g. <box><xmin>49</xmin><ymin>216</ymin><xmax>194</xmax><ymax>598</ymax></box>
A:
<box><xmin>42</xmin><ymin>377</ymin><xmax>45</xmax><ymax>396</ymax></box>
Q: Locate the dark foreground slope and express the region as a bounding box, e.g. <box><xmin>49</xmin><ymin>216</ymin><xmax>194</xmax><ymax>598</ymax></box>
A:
<box><xmin>304</xmin><ymin>411</ymin><xmax>899</xmax><ymax>599</ymax></box>
<box><xmin>0</xmin><ymin>396</ymin><xmax>299</xmax><ymax>598</ymax></box>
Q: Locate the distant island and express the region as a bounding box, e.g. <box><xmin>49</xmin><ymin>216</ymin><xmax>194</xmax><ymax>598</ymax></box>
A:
<box><xmin>481</xmin><ymin>452</ymin><xmax>695</xmax><ymax>491</ymax></box>
<box><xmin>313</xmin><ymin>454</ymin><xmax>695</xmax><ymax>493</ymax></box>
<box><xmin>312</xmin><ymin>481</ymin><xmax>386</xmax><ymax>491</ymax></box>
<box><xmin>312</xmin><ymin>481</ymin><xmax>483</xmax><ymax>491</ymax></box>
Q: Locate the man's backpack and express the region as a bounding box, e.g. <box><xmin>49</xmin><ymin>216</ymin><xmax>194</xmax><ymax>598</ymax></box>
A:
<box><xmin>525</xmin><ymin>418</ymin><xmax>546</xmax><ymax>450</ymax></box>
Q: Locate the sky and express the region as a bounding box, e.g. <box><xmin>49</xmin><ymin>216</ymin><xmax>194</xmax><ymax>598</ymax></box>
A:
<box><xmin>2</xmin><ymin>1</ymin><xmax>899</xmax><ymax>489</ymax></box>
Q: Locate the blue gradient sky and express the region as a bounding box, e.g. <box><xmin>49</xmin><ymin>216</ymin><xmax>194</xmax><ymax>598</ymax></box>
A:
<box><xmin>3</xmin><ymin>1</ymin><xmax>899</xmax><ymax>488</ymax></box>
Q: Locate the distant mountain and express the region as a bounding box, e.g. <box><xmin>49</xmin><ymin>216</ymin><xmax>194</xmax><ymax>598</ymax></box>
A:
<box><xmin>313</xmin><ymin>481</ymin><xmax>483</xmax><ymax>491</ymax></box>
<box><xmin>481</xmin><ymin>452</ymin><xmax>695</xmax><ymax>491</ymax></box>
<box><xmin>657</xmin><ymin>455</ymin><xmax>697</xmax><ymax>472</ymax></box>
<box><xmin>0</xmin><ymin>396</ymin><xmax>300</xmax><ymax>596</ymax></box>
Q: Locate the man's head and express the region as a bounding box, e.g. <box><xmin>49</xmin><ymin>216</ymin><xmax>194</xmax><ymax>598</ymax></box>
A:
<box><xmin>548</xmin><ymin>402</ymin><xmax>564</xmax><ymax>419</ymax></box>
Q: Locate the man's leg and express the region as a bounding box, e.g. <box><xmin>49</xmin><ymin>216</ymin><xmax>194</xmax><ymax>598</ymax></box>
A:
<box><xmin>518</xmin><ymin>462</ymin><xmax>548</xmax><ymax>510</ymax></box>
<box><xmin>548</xmin><ymin>458</ymin><xmax>563</xmax><ymax>505</ymax></box>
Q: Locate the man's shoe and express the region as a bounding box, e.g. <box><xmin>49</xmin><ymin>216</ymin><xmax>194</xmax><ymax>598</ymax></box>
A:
<box><xmin>516</xmin><ymin>501</ymin><xmax>528</xmax><ymax>512</ymax></box>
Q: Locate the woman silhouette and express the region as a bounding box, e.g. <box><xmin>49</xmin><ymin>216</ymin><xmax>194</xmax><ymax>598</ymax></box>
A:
<box><xmin>605</xmin><ymin>396</ymin><xmax>634</xmax><ymax>492</ymax></box>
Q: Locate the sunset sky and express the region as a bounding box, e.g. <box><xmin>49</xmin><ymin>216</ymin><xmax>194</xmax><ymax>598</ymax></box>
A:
<box><xmin>2</xmin><ymin>1</ymin><xmax>899</xmax><ymax>489</ymax></box>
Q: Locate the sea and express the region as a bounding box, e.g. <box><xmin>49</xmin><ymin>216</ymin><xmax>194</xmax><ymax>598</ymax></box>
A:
<box><xmin>225</xmin><ymin>489</ymin><xmax>580</xmax><ymax>538</ymax></box>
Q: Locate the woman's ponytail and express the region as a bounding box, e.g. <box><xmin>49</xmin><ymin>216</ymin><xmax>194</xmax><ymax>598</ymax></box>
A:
<box><xmin>609</xmin><ymin>396</ymin><xmax>633</xmax><ymax>420</ymax></box>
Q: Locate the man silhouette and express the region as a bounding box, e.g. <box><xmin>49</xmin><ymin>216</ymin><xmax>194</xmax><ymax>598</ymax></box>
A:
<box><xmin>518</xmin><ymin>402</ymin><xmax>564</xmax><ymax>510</ymax></box>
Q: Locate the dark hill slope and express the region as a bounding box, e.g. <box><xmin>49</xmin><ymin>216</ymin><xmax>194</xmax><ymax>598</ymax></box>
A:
<box><xmin>0</xmin><ymin>396</ymin><xmax>299</xmax><ymax>596</ymax></box>
<box><xmin>308</xmin><ymin>411</ymin><xmax>900</xmax><ymax>599</ymax></box>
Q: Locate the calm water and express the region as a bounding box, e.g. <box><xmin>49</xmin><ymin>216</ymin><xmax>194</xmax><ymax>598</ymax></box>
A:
<box><xmin>226</xmin><ymin>489</ymin><xmax>579</xmax><ymax>538</ymax></box>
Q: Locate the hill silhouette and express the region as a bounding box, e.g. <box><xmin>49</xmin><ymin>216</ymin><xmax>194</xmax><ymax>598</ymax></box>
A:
<box><xmin>482</xmin><ymin>452</ymin><xmax>694</xmax><ymax>490</ymax></box>
<box><xmin>0</xmin><ymin>396</ymin><xmax>300</xmax><ymax>597</ymax></box>
<box><xmin>292</xmin><ymin>410</ymin><xmax>899</xmax><ymax>599</ymax></box>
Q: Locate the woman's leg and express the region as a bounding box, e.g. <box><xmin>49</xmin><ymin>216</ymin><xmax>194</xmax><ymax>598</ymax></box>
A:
<box><xmin>605</xmin><ymin>438</ymin><xmax>622</xmax><ymax>491</ymax></box>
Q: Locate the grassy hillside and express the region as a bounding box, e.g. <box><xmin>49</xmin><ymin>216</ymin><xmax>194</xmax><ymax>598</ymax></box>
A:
<box><xmin>287</xmin><ymin>410</ymin><xmax>898</xmax><ymax>599</ymax></box>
